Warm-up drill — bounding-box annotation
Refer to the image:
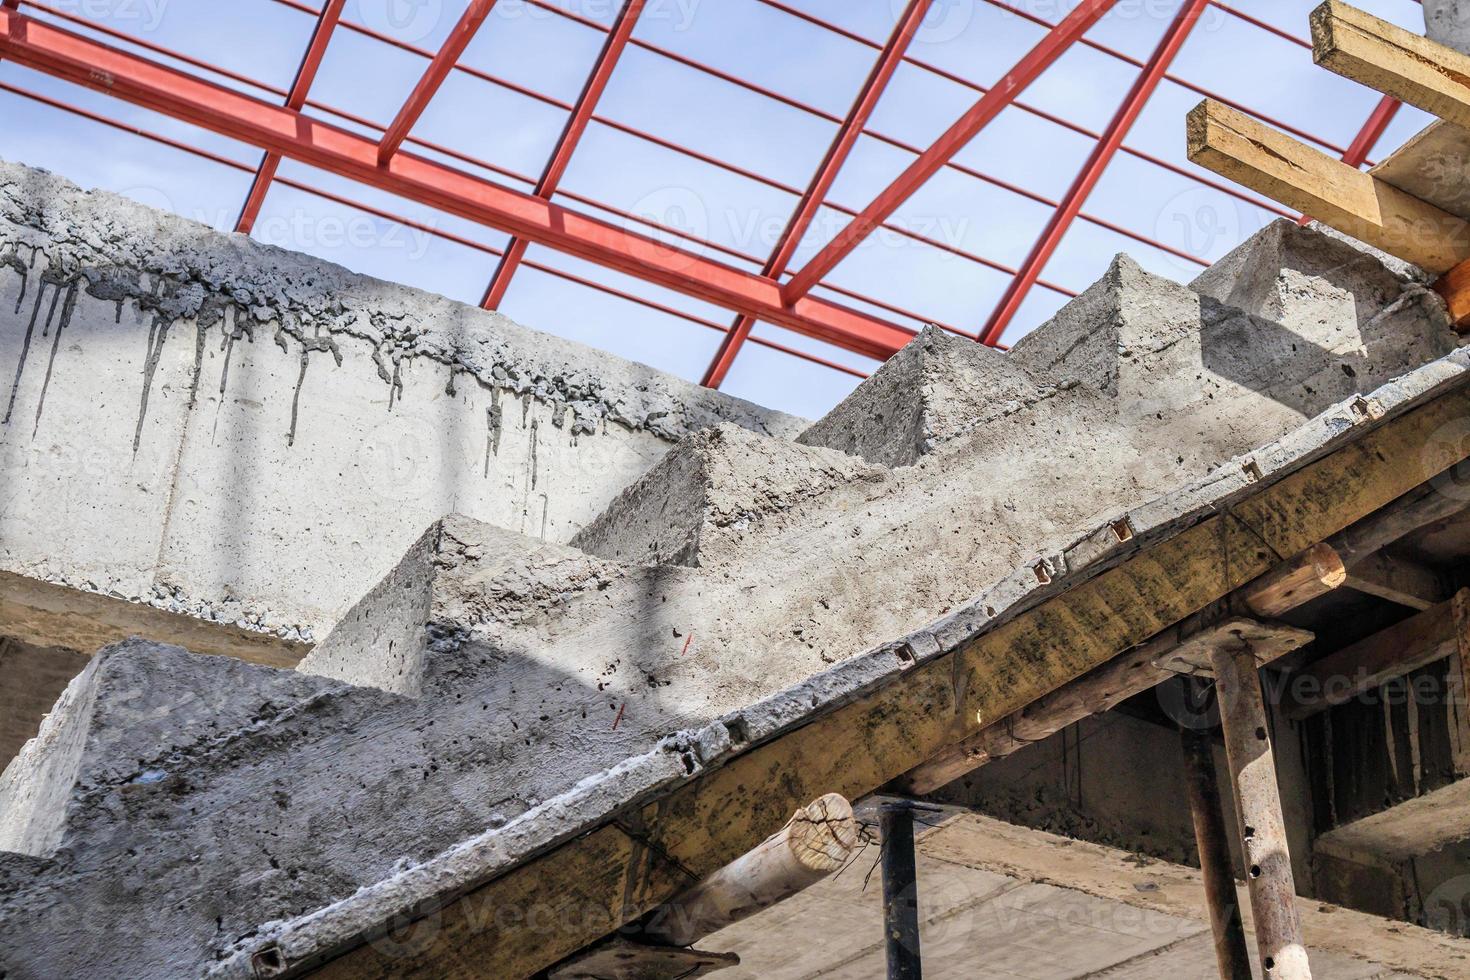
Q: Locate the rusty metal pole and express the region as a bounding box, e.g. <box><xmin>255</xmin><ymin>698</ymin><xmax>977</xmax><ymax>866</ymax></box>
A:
<box><xmin>880</xmin><ymin>801</ymin><xmax>923</xmax><ymax>980</ymax></box>
<box><xmin>1209</xmin><ymin>645</ymin><xmax>1312</xmax><ymax>979</ymax></box>
<box><xmin>1178</xmin><ymin>682</ymin><xmax>1253</xmax><ymax>980</ymax></box>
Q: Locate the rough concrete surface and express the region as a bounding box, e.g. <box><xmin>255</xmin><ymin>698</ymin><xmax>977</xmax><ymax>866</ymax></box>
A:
<box><xmin>1</xmin><ymin>154</ymin><xmax>1468</xmax><ymax>977</ymax></box>
<box><xmin>1425</xmin><ymin>0</ymin><xmax>1470</xmax><ymax>56</ymax></box>
<box><xmin>0</xmin><ymin>158</ymin><xmax>799</xmax><ymax>651</ymax></box>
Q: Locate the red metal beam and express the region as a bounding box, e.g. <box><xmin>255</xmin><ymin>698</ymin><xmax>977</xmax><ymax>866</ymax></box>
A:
<box><xmin>978</xmin><ymin>0</ymin><xmax>1210</xmax><ymax>347</ymax></box>
<box><xmin>1343</xmin><ymin>95</ymin><xmax>1401</xmax><ymax>168</ymax></box>
<box><xmin>480</xmin><ymin>0</ymin><xmax>645</xmax><ymax>311</ymax></box>
<box><xmin>377</xmin><ymin>0</ymin><xmax>497</xmax><ymax>165</ymax></box>
<box><xmin>780</xmin><ymin>0</ymin><xmax>1121</xmax><ymax>305</ymax></box>
<box><xmin>0</xmin><ymin>76</ymin><xmax>870</xmax><ymax>382</ymax></box>
<box><xmin>0</xmin><ymin>7</ymin><xmax>914</xmax><ymax>360</ymax></box>
<box><xmin>265</xmin><ymin>0</ymin><xmax>1208</xmax><ymax>289</ymax></box>
<box><xmin>701</xmin><ymin>0</ymin><xmax>934</xmax><ymax>389</ymax></box>
<box><xmin>235</xmin><ymin>0</ymin><xmax>345</xmax><ymax>234</ymax></box>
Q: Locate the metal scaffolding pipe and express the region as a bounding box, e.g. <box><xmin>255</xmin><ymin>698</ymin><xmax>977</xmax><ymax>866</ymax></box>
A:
<box><xmin>880</xmin><ymin>801</ymin><xmax>923</xmax><ymax>980</ymax></box>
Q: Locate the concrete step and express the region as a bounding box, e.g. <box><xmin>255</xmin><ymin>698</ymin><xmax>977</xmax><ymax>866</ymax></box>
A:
<box><xmin>0</xmin><ymin>637</ymin><xmax>343</xmax><ymax>857</ymax></box>
<box><xmin>798</xmin><ymin>325</ymin><xmax>1049</xmax><ymax>467</ymax></box>
<box><xmin>572</xmin><ymin>423</ymin><xmax>887</xmax><ymax>568</ymax></box>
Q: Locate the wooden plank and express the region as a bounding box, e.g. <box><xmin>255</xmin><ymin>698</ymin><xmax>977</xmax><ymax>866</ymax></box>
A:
<box><xmin>1435</xmin><ymin>258</ymin><xmax>1470</xmax><ymax>331</ymax></box>
<box><xmin>1186</xmin><ymin>97</ymin><xmax>1470</xmax><ymax>273</ymax></box>
<box><xmin>1341</xmin><ymin>552</ymin><xmax>1445</xmax><ymax>610</ymax></box>
<box><xmin>1312</xmin><ymin>0</ymin><xmax>1470</xmax><ymax>138</ymax></box>
<box><xmin>897</xmin><ymin>615</ymin><xmax>1313</xmax><ymax>796</ymax></box>
<box><xmin>307</xmin><ymin>824</ymin><xmax>692</xmax><ymax>980</ymax></box>
<box><xmin>1329</xmin><ymin>459</ymin><xmax>1470</xmax><ymax>565</ymax></box>
<box><xmin>925</xmin><ymin>812</ymin><xmax>1470</xmax><ymax>977</ymax></box>
<box><xmin>1370</xmin><ymin>120</ymin><xmax>1470</xmax><ymax>222</ymax></box>
<box><xmin>306</xmin><ymin>384</ymin><xmax>1470</xmax><ymax>979</ymax></box>
<box><xmin>1283</xmin><ymin>590</ymin><xmax>1468</xmax><ymax>721</ymax></box>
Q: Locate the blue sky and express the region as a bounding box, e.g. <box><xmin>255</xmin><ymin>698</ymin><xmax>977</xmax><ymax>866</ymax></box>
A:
<box><xmin>0</xmin><ymin>0</ymin><xmax>1435</xmax><ymax>418</ymax></box>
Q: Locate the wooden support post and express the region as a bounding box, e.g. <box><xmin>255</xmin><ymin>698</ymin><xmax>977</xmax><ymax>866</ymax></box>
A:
<box><xmin>639</xmin><ymin>793</ymin><xmax>858</xmax><ymax>948</ymax></box>
<box><xmin>1435</xmin><ymin>259</ymin><xmax>1470</xmax><ymax>333</ymax></box>
<box><xmin>880</xmin><ymin>801</ymin><xmax>923</xmax><ymax>980</ymax></box>
<box><xmin>1210</xmin><ymin>643</ymin><xmax>1312</xmax><ymax>979</ymax></box>
<box><xmin>1179</xmin><ymin>690</ymin><xmax>1253</xmax><ymax>980</ymax></box>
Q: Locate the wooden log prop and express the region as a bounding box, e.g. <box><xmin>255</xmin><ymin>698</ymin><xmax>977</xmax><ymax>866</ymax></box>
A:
<box><xmin>1239</xmin><ymin>543</ymin><xmax>1345</xmax><ymax>618</ymax></box>
<box><xmin>1211</xmin><ymin>643</ymin><xmax>1313</xmax><ymax>980</ymax></box>
<box><xmin>638</xmin><ymin>792</ymin><xmax>858</xmax><ymax>948</ymax></box>
<box><xmin>1340</xmin><ymin>552</ymin><xmax>1444</xmax><ymax>610</ymax></box>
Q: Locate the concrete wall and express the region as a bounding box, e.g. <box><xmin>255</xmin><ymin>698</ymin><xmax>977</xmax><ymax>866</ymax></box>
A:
<box><xmin>0</xmin><ymin>160</ymin><xmax>799</xmax><ymax>654</ymax></box>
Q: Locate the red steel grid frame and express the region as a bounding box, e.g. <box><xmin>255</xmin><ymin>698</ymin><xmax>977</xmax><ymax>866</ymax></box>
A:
<box><xmin>377</xmin><ymin>0</ymin><xmax>498</xmax><ymax>165</ymax></box>
<box><xmin>237</xmin><ymin>0</ymin><xmax>1086</xmax><ymax>331</ymax></box>
<box><xmin>258</xmin><ymin>0</ymin><xmax>1245</xmax><ymax>284</ymax></box>
<box><xmin>263</xmin><ymin>0</ymin><xmax>1089</xmax><ymax>299</ymax></box>
<box><xmin>235</xmin><ymin>0</ymin><xmax>344</xmax><ymax>234</ymax></box>
<box><xmin>20</xmin><ymin>0</ymin><xmax>1048</xmax><ymax>330</ymax></box>
<box><xmin>0</xmin><ymin>77</ymin><xmax>872</xmax><ymax>382</ymax></box>
<box><xmin>4</xmin><ymin>0</ymin><xmax>974</xmax><ymax>345</ymax></box>
<box><xmin>752</xmin><ymin>0</ymin><xmax>1295</xmax><ymax>218</ymax></box>
<box><xmin>779</xmin><ymin>0</ymin><xmax>1124</xmax><ymax>306</ymax></box>
<box><xmin>289</xmin><ymin>0</ymin><xmax>1272</xmax><ymax>276</ymax></box>
<box><xmin>980</xmin><ymin>0</ymin><xmax>1211</xmax><ymax>347</ymax></box>
<box><xmin>0</xmin><ymin>5</ymin><xmax>921</xmax><ymax>361</ymax></box>
<box><xmin>0</xmin><ymin>0</ymin><xmax>1396</xmax><ymax>383</ymax></box>
<box><xmin>479</xmin><ymin>0</ymin><xmax>646</xmax><ymax>312</ymax></box>
<box><xmin>700</xmin><ymin>0</ymin><xmax>934</xmax><ymax>389</ymax></box>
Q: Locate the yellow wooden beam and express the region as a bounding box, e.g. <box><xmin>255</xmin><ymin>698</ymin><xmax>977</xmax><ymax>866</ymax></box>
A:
<box><xmin>1186</xmin><ymin>98</ymin><xmax>1470</xmax><ymax>274</ymax></box>
<box><xmin>1311</xmin><ymin>0</ymin><xmax>1470</xmax><ymax>133</ymax></box>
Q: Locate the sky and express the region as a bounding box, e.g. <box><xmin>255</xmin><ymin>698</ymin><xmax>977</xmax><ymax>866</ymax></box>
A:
<box><xmin>0</xmin><ymin>0</ymin><xmax>1437</xmax><ymax>419</ymax></box>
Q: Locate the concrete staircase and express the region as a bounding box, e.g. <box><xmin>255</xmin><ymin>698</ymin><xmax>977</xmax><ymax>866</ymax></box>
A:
<box><xmin>0</xmin><ymin>182</ymin><xmax>1460</xmax><ymax>974</ymax></box>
